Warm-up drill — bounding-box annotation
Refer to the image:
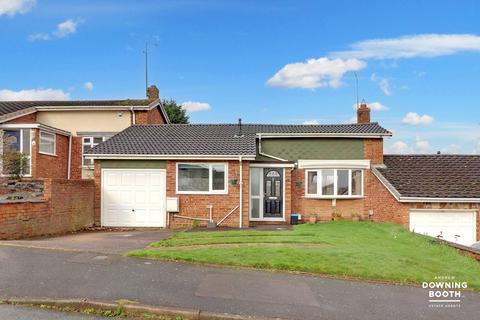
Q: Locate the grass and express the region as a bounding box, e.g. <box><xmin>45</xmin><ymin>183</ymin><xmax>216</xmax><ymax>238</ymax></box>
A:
<box><xmin>129</xmin><ymin>221</ymin><xmax>480</xmax><ymax>289</ymax></box>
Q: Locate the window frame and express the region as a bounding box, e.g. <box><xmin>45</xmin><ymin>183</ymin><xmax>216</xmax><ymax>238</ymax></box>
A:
<box><xmin>176</xmin><ymin>162</ymin><xmax>228</xmax><ymax>195</ymax></box>
<box><xmin>82</xmin><ymin>136</ymin><xmax>107</xmax><ymax>168</ymax></box>
<box><xmin>1</xmin><ymin>128</ymin><xmax>32</xmax><ymax>177</ymax></box>
<box><xmin>39</xmin><ymin>130</ymin><xmax>56</xmax><ymax>156</ymax></box>
<box><xmin>304</xmin><ymin>168</ymin><xmax>364</xmax><ymax>199</ymax></box>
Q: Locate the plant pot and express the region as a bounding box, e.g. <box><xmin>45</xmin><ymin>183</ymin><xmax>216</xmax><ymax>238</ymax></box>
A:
<box><xmin>308</xmin><ymin>216</ymin><xmax>317</xmax><ymax>224</ymax></box>
<box><xmin>351</xmin><ymin>216</ymin><xmax>360</xmax><ymax>222</ymax></box>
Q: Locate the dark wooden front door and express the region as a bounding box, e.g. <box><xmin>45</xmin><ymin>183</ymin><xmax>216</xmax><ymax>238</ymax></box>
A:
<box><xmin>263</xmin><ymin>168</ymin><xmax>283</xmax><ymax>218</ymax></box>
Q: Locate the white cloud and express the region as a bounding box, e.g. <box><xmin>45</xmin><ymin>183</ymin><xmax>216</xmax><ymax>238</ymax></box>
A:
<box><xmin>402</xmin><ymin>112</ymin><xmax>434</xmax><ymax>125</ymax></box>
<box><xmin>267</xmin><ymin>57</ymin><xmax>366</xmax><ymax>89</ymax></box>
<box><xmin>0</xmin><ymin>88</ymin><xmax>70</xmax><ymax>101</ymax></box>
<box><xmin>441</xmin><ymin>144</ymin><xmax>461</xmax><ymax>154</ymax></box>
<box><xmin>415</xmin><ymin>137</ymin><xmax>431</xmax><ymax>153</ymax></box>
<box><xmin>370</xmin><ymin>73</ymin><xmax>391</xmax><ymax>95</ymax></box>
<box><xmin>352</xmin><ymin>101</ymin><xmax>388</xmax><ymax>111</ymax></box>
<box><xmin>387</xmin><ymin>141</ymin><xmax>413</xmax><ymax>154</ymax></box>
<box><xmin>181</xmin><ymin>101</ymin><xmax>211</xmax><ymax>112</ymax></box>
<box><xmin>0</xmin><ymin>0</ymin><xmax>35</xmax><ymax>16</ymax></box>
<box><xmin>84</xmin><ymin>81</ymin><xmax>94</xmax><ymax>91</ymax></box>
<box><xmin>28</xmin><ymin>19</ymin><xmax>79</xmax><ymax>41</ymax></box>
<box><xmin>333</xmin><ymin>34</ymin><xmax>480</xmax><ymax>60</ymax></box>
<box><xmin>303</xmin><ymin>119</ymin><xmax>320</xmax><ymax>125</ymax></box>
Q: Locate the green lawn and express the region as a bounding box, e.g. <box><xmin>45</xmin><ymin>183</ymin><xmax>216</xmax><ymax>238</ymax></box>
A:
<box><xmin>128</xmin><ymin>221</ymin><xmax>480</xmax><ymax>289</ymax></box>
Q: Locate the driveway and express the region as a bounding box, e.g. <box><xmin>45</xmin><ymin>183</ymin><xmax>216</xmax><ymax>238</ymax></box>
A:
<box><xmin>0</xmin><ymin>229</ymin><xmax>172</xmax><ymax>254</ymax></box>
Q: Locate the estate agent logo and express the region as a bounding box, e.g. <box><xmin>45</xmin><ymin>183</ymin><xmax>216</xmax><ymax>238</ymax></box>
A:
<box><xmin>423</xmin><ymin>276</ymin><xmax>467</xmax><ymax>308</ymax></box>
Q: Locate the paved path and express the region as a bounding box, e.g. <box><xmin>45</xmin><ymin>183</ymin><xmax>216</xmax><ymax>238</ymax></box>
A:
<box><xmin>0</xmin><ymin>304</ymin><xmax>104</xmax><ymax>320</ymax></box>
<box><xmin>0</xmin><ymin>246</ymin><xmax>478</xmax><ymax>320</ymax></box>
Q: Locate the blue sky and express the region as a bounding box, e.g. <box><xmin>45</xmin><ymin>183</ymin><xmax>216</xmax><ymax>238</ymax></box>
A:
<box><xmin>1</xmin><ymin>0</ymin><xmax>480</xmax><ymax>154</ymax></box>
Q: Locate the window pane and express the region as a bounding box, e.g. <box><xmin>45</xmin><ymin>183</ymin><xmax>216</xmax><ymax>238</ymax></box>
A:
<box><xmin>3</xmin><ymin>130</ymin><xmax>20</xmax><ymax>151</ymax></box>
<box><xmin>275</xmin><ymin>180</ymin><xmax>281</xmax><ymax>197</ymax></box>
<box><xmin>251</xmin><ymin>199</ymin><xmax>260</xmax><ymax>218</ymax></box>
<box><xmin>352</xmin><ymin>170</ymin><xmax>362</xmax><ymax>195</ymax></box>
<box><xmin>212</xmin><ymin>164</ymin><xmax>226</xmax><ymax>191</ymax></box>
<box><xmin>178</xmin><ymin>164</ymin><xmax>209</xmax><ymax>192</ymax></box>
<box><xmin>265</xmin><ymin>180</ymin><xmax>272</xmax><ymax>197</ymax></box>
<box><xmin>83</xmin><ymin>137</ymin><xmax>91</xmax><ymax>144</ymax></box>
<box><xmin>40</xmin><ymin>132</ymin><xmax>55</xmax><ymax>154</ymax></box>
<box><xmin>93</xmin><ymin>137</ymin><xmax>103</xmax><ymax>144</ymax></box>
<box><xmin>22</xmin><ymin>129</ymin><xmax>31</xmax><ymax>155</ymax></box>
<box><xmin>307</xmin><ymin>171</ymin><xmax>317</xmax><ymax>194</ymax></box>
<box><xmin>337</xmin><ymin>170</ymin><xmax>349</xmax><ymax>195</ymax></box>
<box><xmin>250</xmin><ymin>168</ymin><xmax>261</xmax><ymax>196</ymax></box>
<box><xmin>322</xmin><ymin>169</ymin><xmax>334</xmax><ymax>195</ymax></box>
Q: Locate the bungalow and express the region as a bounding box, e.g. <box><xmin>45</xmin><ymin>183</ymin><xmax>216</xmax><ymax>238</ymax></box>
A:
<box><xmin>0</xmin><ymin>86</ymin><xmax>168</xmax><ymax>180</ymax></box>
<box><xmin>87</xmin><ymin>103</ymin><xmax>479</xmax><ymax>246</ymax></box>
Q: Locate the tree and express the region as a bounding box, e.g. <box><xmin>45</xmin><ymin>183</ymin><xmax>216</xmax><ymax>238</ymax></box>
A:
<box><xmin>162</xmin><ymin>99</ymin><xmax>189</xmax><ymax>124</ymax></box>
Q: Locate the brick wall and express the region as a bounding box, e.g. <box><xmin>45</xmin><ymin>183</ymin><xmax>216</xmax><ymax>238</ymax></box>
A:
<box><xmin>368</xmin><ymin>172</ymin><xmax>480</xmax><ymax>242</ymax></box>
<box><xmin>167</xmin><ymin>160</ymin><xmax>249</xmax><ymax>229</ymax></box>
<box><xmin>364</xmin><ymin>138</ymin><xmax>383</xmax><ymax>165</ymax></box>
<box><xmin>31</xmin><ymin>129</ymin><xmax>69</xmax><ymax>179</ymax></box>
<box><xmin>5</xmin><ymin>112</ymin><xmax>37</xmax><ymax>124</ymax></box>
<box><xmin>0</xmin><ymin>178</ymin><xmax>94</xmax><ymax>239</ymax></box>
<box><xmin>134</xmin><ymin>107</ymin><xmax>166</xmax><ymax>124</ymax></box>
<box><xmin>70</xmin><ymin>136</ymin><xmax>83</xmax><ymax>180</ymax></box>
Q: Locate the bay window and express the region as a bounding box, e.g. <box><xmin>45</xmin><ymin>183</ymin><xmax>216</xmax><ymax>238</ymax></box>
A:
<box><xmin>305</xmin><ymin>169</ymin><xmax>363</xmax><ymax>198</ymax></box>
<box><xmin>177</xmin><ymin>163</ymin><xmax>228</xmax><ymax>194</ymax></box>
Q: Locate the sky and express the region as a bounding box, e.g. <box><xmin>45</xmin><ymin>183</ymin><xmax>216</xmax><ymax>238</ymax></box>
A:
<box><xmin>1</xmin><ymin>0</ymin><xmax>480</xmax><ymax>154</ymax></box>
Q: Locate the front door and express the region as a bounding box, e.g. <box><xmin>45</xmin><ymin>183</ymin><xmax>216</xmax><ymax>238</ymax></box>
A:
<box><xmin>263</xmin><ymin>168</ymin><xmax>283</xmax><ymax>218</ymax></box>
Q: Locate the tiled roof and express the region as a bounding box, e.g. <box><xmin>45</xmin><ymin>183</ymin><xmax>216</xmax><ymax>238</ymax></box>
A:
<box><xmin>87</xmin><ymin>123</ymin><xmax>391</xmax><ymax>157</ymax></box>
<box><xmin>376</xmin><ymin>155</ymin><xmax>480</xmax><ymax>199</ymax></box>
<box><xmin>0</xmin><ymin>99</ymin><xmax>153</xmax><ymax>116</ymax></box>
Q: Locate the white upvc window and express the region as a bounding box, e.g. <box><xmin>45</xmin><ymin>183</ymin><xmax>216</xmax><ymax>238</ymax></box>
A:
<box><xmin>82</xmin><ymin>136</ymin><xmax>107</xmax><ymax>167</ymax></box>
<box><xmin>39</xmin><ymin>131</ymin><xmax>56</xmax><ymax>156</ymax></box>
<box><xmin>1</xmin><ymin>128</ymin><xmax>32</xmax><ymax>176</ymax></box>
<box><xmin>176</xmin><ymin>163</ymin><xmax>228</xmax><ymax>194</ymax></box>
<box><xmin>305</xmin><ymin>169</ymin><xmax>363</xmax><ymax>198</ymax></box>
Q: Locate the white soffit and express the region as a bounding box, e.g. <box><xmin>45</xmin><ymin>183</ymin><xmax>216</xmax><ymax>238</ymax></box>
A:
<box><xmin>297</xmin><ymin>159</ymin><xmax>371</xmax><ymax>169</ymax></box>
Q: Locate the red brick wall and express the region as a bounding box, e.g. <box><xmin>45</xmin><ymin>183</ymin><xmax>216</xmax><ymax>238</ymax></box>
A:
<box><xmin>364</xmin><ymin>138</ymin><xmax>384</xmax><ymax>164</ymax></box>
<box><xmin>134</xmin><ymin>107</ymin><xmax>166</xmax><ymax>124</ymax></box>
<box><xmin>167</xmin><ymin>160</ymin><xmax>249</xmax><ymax>229</ymax></box>
<box><xmin>94</xmin><ymin>160</ymin><xmax>101</xmax><ymax>225</ymax></box>
<box><xmin>70</xmin><ymin>136</ymin><xmax>83</xmax><ymax>180</ymax></box>
<box><xmin>5</xmin><ymin>112</ymin><xmax>37</xmax><ymax>124</ymax></box>
<box><xmin>368</xmin><ymin>173</ymin><xmax>480</xmax><ymax>242</ymax></box>
<box><xmin>0</xmin><ymin>178</ymin><xmax>94</xmax><ymax>239</ymax></box>
<box><xmin>31</xmin><ymin>129</ymin><xmax>69</xmax><ymax>179</ymax></box>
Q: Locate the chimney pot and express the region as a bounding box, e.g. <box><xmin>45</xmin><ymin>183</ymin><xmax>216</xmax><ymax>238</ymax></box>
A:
<box><xmin>147</xmin><ymin>85</ymin><xmax>159</xmax><ymax>100</ymax></box>
<box><xmin>357</xmin><ymin>102</ymin><xmax>371</xmax><ymax>124</ymax></box>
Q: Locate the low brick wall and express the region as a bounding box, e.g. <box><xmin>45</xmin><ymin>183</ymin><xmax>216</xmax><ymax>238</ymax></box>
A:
<box><xmin>0</xmin><ymin>179</ymin><xmax>94</xmax><ymax>239</ymax></box>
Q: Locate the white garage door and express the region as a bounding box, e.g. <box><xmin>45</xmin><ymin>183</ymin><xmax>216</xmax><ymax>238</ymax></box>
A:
<box><xmin>102</xmin><ymin>169</ymin><xmax>166</xmax><ymax>227</ymax></box>
<box><xmin>409</xmin><ymin>210</ymin><xmax>477</xmax><ymax>246</ymax></box>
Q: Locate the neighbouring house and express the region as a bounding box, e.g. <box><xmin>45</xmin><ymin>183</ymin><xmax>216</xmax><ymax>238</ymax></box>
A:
<box><xmin>0</xmin><ymin>85</ymin><xmax>169</xmax><ymax>180</ymax></box>
<box><xmin>86</xmin><ymin>102</ymin><xmax>480</xmax><ymax>246</ymax></box>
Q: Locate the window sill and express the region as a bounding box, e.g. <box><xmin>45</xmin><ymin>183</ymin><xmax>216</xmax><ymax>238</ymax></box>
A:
<box><xmin>39</xmin><ymin>151</ymin><xmax>56</xmax><ymax>157</ymax></box>
<box><xmin>176</xmin><ymin>191</ymin><xmax>228</xmax><ymax>195</ymax></box>
<box><xmin>304</xmin><ymin>195</ymin><xmax>364</xmax><ymax>200</ymax></box>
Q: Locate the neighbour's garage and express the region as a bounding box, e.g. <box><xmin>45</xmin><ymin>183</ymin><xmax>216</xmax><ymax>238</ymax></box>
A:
<box><xmin>409</xmin><ymin>209</ymin><xmax>477</xmax><ymax>246</ymax></box>
<box><xmin>101</xmin><ymin>168</ymin><xmax>167</xmax><ymax>227</ymax></box>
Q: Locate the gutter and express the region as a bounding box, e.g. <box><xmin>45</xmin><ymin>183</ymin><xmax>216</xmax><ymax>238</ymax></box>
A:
<box><xmin>239</xmin><ymin>156</ymin><xmax>243</xmax><ymax>228</ymax></box>
<box><xmin>130</xmin><ymin>106</ymin><xmax>136</xmax><ymax>125</ymax></box>
<box><xmin>84</xmin><ymin>154</ymin><xmax>257</xmax><ymax>161</ymax></box>
<box><xmin>371</xmin><ymin>167</ymin><xmax>480</xmax><ymax>203</ymax></box>
<box><xmin>256</xmin><ymin>132</ymin><xmax>392</xmax><ymax>138</ymax></box>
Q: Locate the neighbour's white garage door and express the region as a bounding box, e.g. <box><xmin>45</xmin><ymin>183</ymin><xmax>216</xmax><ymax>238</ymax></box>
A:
<box><xmin>102</xmin><ymin>169</ymin><xmax>166</xmax><ymax>227</ymax></box>
<box><xmin>409</xmin><ymin>210</ymin><xmax>477</xmax><ymax>246</ymax></box>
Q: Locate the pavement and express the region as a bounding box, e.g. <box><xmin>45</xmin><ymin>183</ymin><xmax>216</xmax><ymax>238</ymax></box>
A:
<box><xmin>0</xmin><ymin>304</ymin><xmax>103</xmax><ymax>320</ymax></box>
<box><xmin>0</xmin><ymin>229</ymin><xmax>172</xmax><ymax>254</ymax></box>
<box><xmin>0</xmin><ymin>242</ymin><xmax>479</xmax><ymax>320</ymax></box>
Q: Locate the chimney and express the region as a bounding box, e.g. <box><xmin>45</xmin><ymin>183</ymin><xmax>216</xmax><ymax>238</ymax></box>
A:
<box><xmin>357</xmin><ymin>101</ymin><xmax>370</xmax><ymax>124</ymax></box>
<box><xmin>147</xmin><ymin>85</ymin><xmax>159</xmax><ymax>100</ymax></box>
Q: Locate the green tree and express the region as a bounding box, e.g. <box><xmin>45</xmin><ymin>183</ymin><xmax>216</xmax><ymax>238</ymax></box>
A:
<box><xmin>162</xmin><ymin>99</ymin><xmax>189</xmax><ymax>124</ymax></box>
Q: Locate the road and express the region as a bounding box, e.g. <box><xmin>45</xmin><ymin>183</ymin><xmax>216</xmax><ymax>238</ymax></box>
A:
<box><xmin>0</xmin><ymin>245</ymin><xmax>478</xmax><ymax>320</ymax></box>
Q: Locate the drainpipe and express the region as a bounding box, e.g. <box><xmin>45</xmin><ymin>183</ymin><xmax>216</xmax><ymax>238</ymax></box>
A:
<box><xmin>258</xmin><ymin>134</ymin><xmax>287</xmax><ymax>162</ymax></box>
<box><xmin>130</xmin><ymin>106</ymin><xmax>136</xmax><ymax>125</ymax></box>
<box><xmin>239</xmin><ymin>155</ymin><xmax>243</xmax><ymax>228</ymax></box>
<box><xmin>67</xmin><ymin>135</ymin><xmax>72</xmax><ymax>179</ymax></box>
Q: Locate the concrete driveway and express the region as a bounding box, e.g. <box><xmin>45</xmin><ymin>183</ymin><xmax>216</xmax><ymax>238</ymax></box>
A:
<box><xmin>0</xmin><ymin>229</ymin><xmax>172</xmax><ymax>254</ymax></box>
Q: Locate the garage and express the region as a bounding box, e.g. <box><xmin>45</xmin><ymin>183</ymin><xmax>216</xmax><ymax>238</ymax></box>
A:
<box><xmin>101</xmin><ymin>169</ymin><xmax>166</xmax><ymax>227</ymax></box>
<box><xmin>409</xmin><ymin>209</ymin><xmax>477</xmax><ymax>246</ymax></box>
